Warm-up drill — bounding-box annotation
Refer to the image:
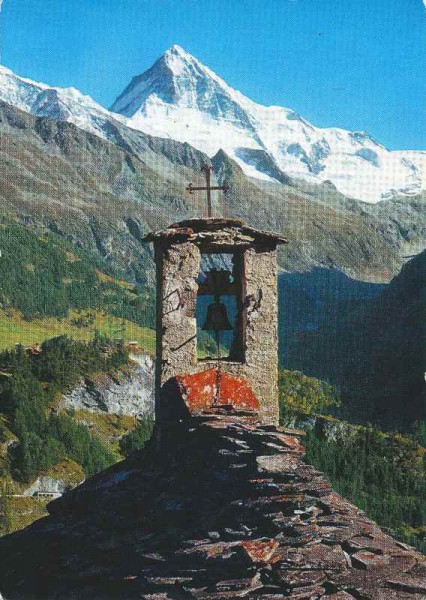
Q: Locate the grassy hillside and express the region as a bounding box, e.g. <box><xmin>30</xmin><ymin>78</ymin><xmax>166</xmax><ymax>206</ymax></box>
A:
<box><xmin>0</xmin><ymin>218</ymin><xmax>156</xmax><ymax>355</ymax></box>
<box><xmin>0</xmin><ymin>459</ymin><xmax>85</xmax><ymax>532</ymax></box>
<box><xmin>0</xmin><ymin>308</ymin><xmax>155</xmax><ymax>354</ymax></box>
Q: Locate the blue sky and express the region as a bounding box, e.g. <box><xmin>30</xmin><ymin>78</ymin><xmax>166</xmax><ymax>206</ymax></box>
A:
<box><xmin>1</xmin><ymin>0</ymin><xmax>425</xmax><ymax>150</ymax></box>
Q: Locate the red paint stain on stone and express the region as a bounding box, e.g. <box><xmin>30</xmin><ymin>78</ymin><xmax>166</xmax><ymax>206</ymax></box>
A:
<box><xmin>241</xmin><ymin>539</ymin><xmax>279</xmax><ymax>563</ymax></box>
<box><xmin>175</xmin><ymin>368</ymin><xmax>259</xmax><ymax>414</ymax></box>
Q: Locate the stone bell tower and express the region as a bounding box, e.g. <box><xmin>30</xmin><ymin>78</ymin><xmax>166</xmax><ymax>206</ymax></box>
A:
<box><xmin>144</xmin><ymin>217</ymin><xmax>287</xmax><ymax>426</ymax></box>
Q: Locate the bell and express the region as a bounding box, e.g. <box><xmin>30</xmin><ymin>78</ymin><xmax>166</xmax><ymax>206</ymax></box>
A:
<box><xmin>202</xmin><ymin>297</ymin><xmax>233</xmax><ymax>332</ymax></box>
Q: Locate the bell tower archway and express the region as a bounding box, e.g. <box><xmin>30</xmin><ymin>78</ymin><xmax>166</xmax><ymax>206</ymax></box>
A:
<box><xmin>196</xmin><ymin>251</ymin><xmax>244</xmax><ymax>363</ymax></box>
<box><xmin>144</xmin><ymin>217</ymin><xmax>287</xmax><ymax>426</ymax></box>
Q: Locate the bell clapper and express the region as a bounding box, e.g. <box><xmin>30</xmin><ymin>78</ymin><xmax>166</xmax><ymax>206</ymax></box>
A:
<box><xmin>213</xmin><ymin>329</ymin><xmax>221</xmax><ymax>407</ymax></box>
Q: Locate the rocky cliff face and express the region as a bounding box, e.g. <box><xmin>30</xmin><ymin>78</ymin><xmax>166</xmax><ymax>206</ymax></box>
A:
<box><xmin>60</xmin><ymin>357</ymin><xmax>155</xmax><ymax>417</ymax></box>
<box><xmin>23</xmin><ymin>477</ymin><xmax>70</xmax><ymax>498</ymax></box>
<box><xmin>0</xmin><ymin>413</ymin><xmax>424</xmax><ymax>599</ymax></box>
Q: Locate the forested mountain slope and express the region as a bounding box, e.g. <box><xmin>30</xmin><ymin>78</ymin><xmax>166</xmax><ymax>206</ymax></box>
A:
<box><xmin>287</xmin><ymin>251</ymin><xmax>426</xmax><ymax>429</ymax></box>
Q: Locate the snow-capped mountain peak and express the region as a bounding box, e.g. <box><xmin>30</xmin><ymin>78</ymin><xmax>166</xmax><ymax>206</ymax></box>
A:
<box><xmin>163</xmin><ymin>43</ymin><xmax>204</xmax><ymax>74</ymax></box>
<box><xmin>110</xmin><ymin>46</ymin><xmax>426</xmax><ymax>203</ymax></box>
<box><xmin>0</xmin><ymin>49</ymin><xmax>424</xmax><ymax>204</ymax></box>
<box><xmin>111</xmin><ymin>45</ymin><xmax>253</xmax><ymax>129</ymax></box>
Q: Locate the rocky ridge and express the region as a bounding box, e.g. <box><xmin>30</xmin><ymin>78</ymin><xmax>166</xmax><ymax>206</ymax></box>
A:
<box><xmin>0</xmin><ymin>412</ymin><xmax>424</xmax><ymax>599</ymax></box>
<box><xmin>60</xmin><ymin>357</ymin><xmax>155</xmax><ymax>417</ymax></box>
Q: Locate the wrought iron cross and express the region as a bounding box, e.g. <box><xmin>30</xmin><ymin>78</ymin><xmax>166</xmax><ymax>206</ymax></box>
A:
<box><xmin>186</xmin><ymin>165</ymin><xmax>229</xmax><ymax>217</ymax></box>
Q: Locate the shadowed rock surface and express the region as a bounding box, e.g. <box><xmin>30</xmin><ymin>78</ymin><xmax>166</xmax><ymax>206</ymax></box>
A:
<box><xmin>0</xmin><ymin>413</ymin><xmax>424</xmax><ymax>599</ymax></box>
